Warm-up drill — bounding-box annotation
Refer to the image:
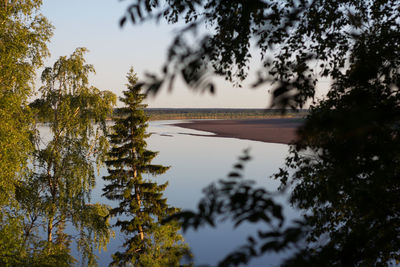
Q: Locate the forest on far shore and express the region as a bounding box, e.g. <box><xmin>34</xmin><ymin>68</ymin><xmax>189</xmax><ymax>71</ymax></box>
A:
<box><xmin>142</xmin><ymin>108</ymin><xmax>308</xmax><ymax>120</ymax></box>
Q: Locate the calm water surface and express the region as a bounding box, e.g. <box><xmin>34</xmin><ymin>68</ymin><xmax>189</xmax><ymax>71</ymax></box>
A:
<box><xmin>75</xmin><ymin>120</ymin><xmax>298</xmax><ymax>266</ymax></box>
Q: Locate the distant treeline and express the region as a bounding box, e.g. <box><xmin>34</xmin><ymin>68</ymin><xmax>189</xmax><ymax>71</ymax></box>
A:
<box><xmin>35</xmin><ymin>108</ymin><xmax>307</xmax><ymax>123</ymax></box>
<box><xmin>143</xmin><ymin>108</ymin><xmax>308</xmax><ymax>120</ymax></box>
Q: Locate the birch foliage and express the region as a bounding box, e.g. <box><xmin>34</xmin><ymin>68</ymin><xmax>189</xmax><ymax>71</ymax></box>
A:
<box><xmin>19</xmin><ymin>48</ymin><xmax>116</xmax><ymax>266</ymax></box>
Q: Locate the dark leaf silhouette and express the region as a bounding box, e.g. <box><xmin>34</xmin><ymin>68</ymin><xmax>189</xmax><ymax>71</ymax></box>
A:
<box><xmin>117</xmin><ymin>0</ymin><xmax>400</xmax><ymax>266</ymax></box>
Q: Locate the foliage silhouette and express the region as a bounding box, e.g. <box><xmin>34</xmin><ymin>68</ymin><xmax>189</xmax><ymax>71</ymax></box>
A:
<box><xmin>118</xmin><ymin>1</ymin><xmax>399</xmax><ymax>107</ymax></box>
<box><xmin>103</xmin><ymin>68</ymin><xmax>191</xmax><ymax>266</ymax></box>
<box><xmin>121</xmin><ymin>0</ymin><xmax>400</xmax><ymax>266</ymax></box>
<box><xmin>275</xmin><ymin>45</ymin><xmax>400</xmax><ymax>265</ymax></box>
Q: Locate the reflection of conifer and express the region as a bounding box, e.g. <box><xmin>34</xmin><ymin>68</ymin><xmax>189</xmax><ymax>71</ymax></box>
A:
<box><xmin>103</xmin><ymin>68</ymin><xmax>190</xmax><ymax>266</ymax></box>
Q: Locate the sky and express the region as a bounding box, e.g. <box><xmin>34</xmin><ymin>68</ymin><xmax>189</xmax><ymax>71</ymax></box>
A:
<box><xmin>39</xmin><ymin>0</ymin><xmax>329</xmax><ymax>108</ymax></box>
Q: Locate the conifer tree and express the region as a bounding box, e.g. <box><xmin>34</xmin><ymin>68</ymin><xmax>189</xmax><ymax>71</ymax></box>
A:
<box><xmin>103</xmin><ymin>68</ymin><xmax>190</xmax><ymax>266</ymax></box>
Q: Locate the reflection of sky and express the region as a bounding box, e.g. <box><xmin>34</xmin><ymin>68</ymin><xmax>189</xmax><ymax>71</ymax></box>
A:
<box><xmin>90</xmin><ymin>121</ymin><xmax>301</xmax><ymax>266</ymax></box>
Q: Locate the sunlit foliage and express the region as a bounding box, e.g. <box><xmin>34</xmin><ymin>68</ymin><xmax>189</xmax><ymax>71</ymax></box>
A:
<box><xmin>17</xmin><ymin>48</ymin><xmax>116</xmax><ymax>266</ymax></box>
<box><xmin>0</xmin><ymin>0</ymin><xmax>52</xmax><ymax>205</ymax></box>
<box><xmin>0</xmin><ymin>1</ymin><xmax>53</xmax><ymax>264</ymax></box>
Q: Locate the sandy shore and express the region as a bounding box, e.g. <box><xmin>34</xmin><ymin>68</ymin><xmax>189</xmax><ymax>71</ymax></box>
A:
<box><xmin>172</xmin><ymin>118</ymin><xmax>303</xmax><ymax>144</ymax></box>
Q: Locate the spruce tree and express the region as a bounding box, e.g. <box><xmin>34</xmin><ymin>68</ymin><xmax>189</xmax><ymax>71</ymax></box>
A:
<box><xmin>103</xmin><ymin>68</ymin><xmax>190</xmax><ymax>266</ymax></box>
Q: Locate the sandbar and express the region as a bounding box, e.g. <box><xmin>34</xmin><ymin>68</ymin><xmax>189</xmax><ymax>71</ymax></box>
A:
<box><xmin>172</xmin><ymin>118</ymin><xmax>303</xmax><ymax>144</ymax></box>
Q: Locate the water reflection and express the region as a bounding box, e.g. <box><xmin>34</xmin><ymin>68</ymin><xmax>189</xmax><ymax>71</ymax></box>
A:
<box><xmin>102</xmin><ymin>116</ymin><xmax>191</xmax><ymax>266</ymax></box>
<box><xmin>91</xmin><ymin>120</ymin><xmax>297</xmax><ymax>266</ymax></box>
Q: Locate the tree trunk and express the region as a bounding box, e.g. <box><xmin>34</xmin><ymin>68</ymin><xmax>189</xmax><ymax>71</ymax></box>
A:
<box><xmin>47</xmin><ymin>217</ymin><xmax>53</xmax><ymax>243</ymax></box>
<box><xmin>134</xmin><ymin>169</ymin><xmax>145</xmax><ymax>241</ymax></box>
<box><xmin>131</xmin><ymin>133</ymin><xmax>145</xmax><ymax>242</ymax></box>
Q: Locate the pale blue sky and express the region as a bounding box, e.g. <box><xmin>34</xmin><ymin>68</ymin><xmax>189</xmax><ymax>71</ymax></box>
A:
<box><xmin>39</xmin><ymin>0</ymin><xmax>328</xmax><ymax>108</ymax></box>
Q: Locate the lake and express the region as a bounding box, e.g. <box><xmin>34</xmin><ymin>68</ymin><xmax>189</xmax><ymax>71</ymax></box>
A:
<box><xmin>77</xmin><ymin>120</ymin><xmax>298</xmax><ymax>267</ymax></box>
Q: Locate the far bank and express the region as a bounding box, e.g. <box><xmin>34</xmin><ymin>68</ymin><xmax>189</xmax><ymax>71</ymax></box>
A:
<box><xmin>172</xmin><ymin>118</ymin><xmax>303</xmax><ymax>144</ymax></box>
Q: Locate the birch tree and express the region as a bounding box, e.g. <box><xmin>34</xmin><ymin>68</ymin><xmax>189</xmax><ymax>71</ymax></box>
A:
<box><xmin>0</xmin><ymin>1</ymin><xmax>52</xmax><ymax>264</ymax></box>
<box><xmin>19</xmin><ymin>47</ymin><xmax>116</xmax><ymax>266</ymax></box>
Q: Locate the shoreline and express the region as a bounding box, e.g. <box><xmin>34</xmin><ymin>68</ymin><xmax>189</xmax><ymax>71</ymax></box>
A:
<box><xmin>172</xmin><ymin>118</ymin><xmax>303</xmax><ymax>145</ymax></box>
